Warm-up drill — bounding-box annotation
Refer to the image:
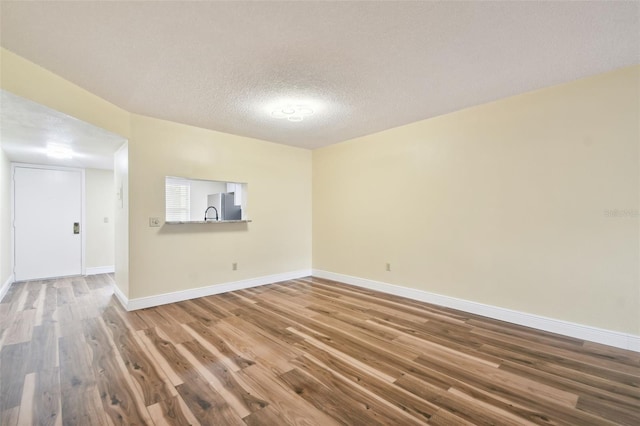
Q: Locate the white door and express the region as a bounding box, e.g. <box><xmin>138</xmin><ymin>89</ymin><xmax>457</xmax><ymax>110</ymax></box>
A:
<box><xmin>14</xmin><ymin>166</ymin><xmax>83</xmax><ymax>281</ymax></box>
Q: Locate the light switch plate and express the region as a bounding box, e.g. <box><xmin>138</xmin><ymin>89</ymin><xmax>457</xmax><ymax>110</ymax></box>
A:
<box><xmin>149</xmin><ymin>217</ymin><xmax>161</xmax><ymax>227</ymax></box>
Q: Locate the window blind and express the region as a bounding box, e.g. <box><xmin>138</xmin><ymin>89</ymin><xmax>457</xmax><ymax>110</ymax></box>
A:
<box><xmin>165</xmin><ymin>180</ymin><xmax>190</xmax><ymax>221</ymax></box>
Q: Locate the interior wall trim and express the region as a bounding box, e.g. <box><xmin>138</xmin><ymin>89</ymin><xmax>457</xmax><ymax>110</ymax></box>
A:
<box><xmin>114</xmin><ymin>269</ymin><xmax>313</xmax><ymax>311</ymax></box>
<box><xmin>312</xmin><ymin>269</ymin><xmax>640</xmax><ymax>352</ymax></box>
<box><xmin>112</xmin><ymin>280</ymin><xmax>129</xmax><ymax>310</ymax></box>
<box><xmin>0</xmin><ymin>274</ymin><xmax>14</xmax><ymax>303</ymax></box>
<box><xmin>86</xmin><ymin>266</ymin><xmax>115</xmax><ymax>275</ymax></box>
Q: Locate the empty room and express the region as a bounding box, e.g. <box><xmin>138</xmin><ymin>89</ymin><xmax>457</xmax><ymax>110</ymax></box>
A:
<box><xmin>0</xmin><ymin>1</ymin><xmax>638</xmax><ymax>425</ymax></box>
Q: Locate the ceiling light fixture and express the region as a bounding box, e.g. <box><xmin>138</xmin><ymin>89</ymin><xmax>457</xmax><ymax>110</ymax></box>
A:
<box><xmin>46</xmin><ymin>144</ymin><xmax>74</xmax><ymax>159</ymax></box>
<box><xmin>271</xmin><ymin>105</ymin><xmax>314</xmax><ymax>122</ymax></box>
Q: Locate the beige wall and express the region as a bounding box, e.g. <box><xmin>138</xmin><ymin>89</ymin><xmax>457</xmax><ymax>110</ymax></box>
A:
<box><xmin>313</xmin><ymin>66</ymin><xmax>640</xmax><ymax>335</ymax></box>
<box><xmin>85</xmin><ymin>168</ymin><xmax>115</xmax><ymax>269</ymax></box>
<box><xmin>0</xmin><ymin>148</ymin><xmax>11</xmax><ymax>287</ymax></box>
<box><xmin>3</xmin><ymin>47</ymin><xmax>637</xmax><ymax>337</ymax></box>
<box><xmin>127</xmin><ymin>114</ymin><xmax>312</xmax><ymax>299</ymax></box>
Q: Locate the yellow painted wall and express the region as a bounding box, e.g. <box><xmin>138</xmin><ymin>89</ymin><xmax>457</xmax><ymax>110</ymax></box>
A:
<box><xmin>127</xmin><ymin>114</ymin><xmax>312</xmax><ymax>299</ymax></box>
<box><xmin>313</xmin><ymin>66</ymin><xmax>640</xmax><ymax>335</ymax></box>
<box><xmin>2</xmin><ymin>47</ymin><xmax>637</xmax><ymax>337</ymax></box>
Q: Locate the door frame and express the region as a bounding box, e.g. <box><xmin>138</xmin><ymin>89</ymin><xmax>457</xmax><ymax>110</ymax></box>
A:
<box><xmin>11</xmin><ymin>162</ymin><xmax>86</xmax><ymax>280</ymax></box>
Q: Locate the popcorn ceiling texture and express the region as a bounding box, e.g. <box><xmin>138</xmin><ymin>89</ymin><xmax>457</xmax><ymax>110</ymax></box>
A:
<box><xmin>1</xmin><ymin>1</ymin><xmax>638</xmax><ymax>149</ymax></box>
<box><xmin>0</xmin><ymin>91</ymin><xmax>126</xmax><ymax>170</ymax></box>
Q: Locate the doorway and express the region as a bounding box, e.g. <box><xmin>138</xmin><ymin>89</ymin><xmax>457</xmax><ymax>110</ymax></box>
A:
<box><xmin>13</xmin><ymin>164</ymin><xmax>84</xmax><ymax>281</ymax></box>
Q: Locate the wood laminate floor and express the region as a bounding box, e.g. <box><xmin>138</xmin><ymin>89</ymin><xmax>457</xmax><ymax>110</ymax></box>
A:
<box><xmin>0</xmin><ymin>274</ymin><xmax>638</xmax><ymax>425</ymax></box>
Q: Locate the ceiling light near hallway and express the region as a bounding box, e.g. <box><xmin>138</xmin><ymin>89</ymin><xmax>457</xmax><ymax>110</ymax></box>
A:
<box><xmin>46</xmin><ymin>144</ymin><xmax>73</xmax><ymax>159</ymax></box>
<box><xmin>271</xmin><ymin>105</ymin><xmax>314</xmax><ymax>122</ymax></box>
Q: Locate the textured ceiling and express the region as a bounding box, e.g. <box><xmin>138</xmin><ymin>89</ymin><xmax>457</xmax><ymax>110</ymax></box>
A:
<box><xmin>1</xmin><ymin>90</ymin><xmax>126</xmax><ymax>170</ymax></box>
<box><xmin>1</xmin><ymin>1</ymin><xmax>638</xmax><ymax>149</ymax></box>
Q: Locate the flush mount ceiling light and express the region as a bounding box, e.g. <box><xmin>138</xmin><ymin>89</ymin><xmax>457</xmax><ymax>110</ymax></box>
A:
<box><xmin>46</xmin><ymin>144</ymin><xmax>74</xmax><ymax>159</ymax></box>
<box><xmin>271</xmin><ymin>105</ymin><xmax>315</xmax><ymax>122</ymax></box>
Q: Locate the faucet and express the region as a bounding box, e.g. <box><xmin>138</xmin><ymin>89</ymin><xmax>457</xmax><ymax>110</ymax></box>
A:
<box><xmin>204</xmin><ymin>206</ymin><xmax>219</xmax><ymax>221</ymax></box>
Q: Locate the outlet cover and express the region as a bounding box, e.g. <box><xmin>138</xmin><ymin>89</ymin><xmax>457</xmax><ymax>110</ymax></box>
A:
<box><xmin>149</xmin><ymin>217</ymin><xmax>161</xmax><ymax>227</ymax></box>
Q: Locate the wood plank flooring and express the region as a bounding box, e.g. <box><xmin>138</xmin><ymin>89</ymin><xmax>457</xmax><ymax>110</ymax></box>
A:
<box><xmin>0</xmin><ymin>274</ymin><xmax>638</xmax><ymax>425</ymax></box>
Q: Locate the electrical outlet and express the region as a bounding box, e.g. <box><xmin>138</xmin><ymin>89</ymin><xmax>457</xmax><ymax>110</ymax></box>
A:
<box><xmin>104</xmin><ymin>217</ymin><xmax>109</xmax><ymax>223</ymax></box>
<box><xmin>232</xmin><ymin>262</ymin><xmax>238</xmax><ymax>271</ymax></box>
<box><xmin>386</xmin><ymin>262</ymin><xmax>391</xmax><ymax>272</ymax></box>
<box><xmin>149</xmin><ymin>217</ymin><xmax>161</xmax><ymax>227</ymax></box>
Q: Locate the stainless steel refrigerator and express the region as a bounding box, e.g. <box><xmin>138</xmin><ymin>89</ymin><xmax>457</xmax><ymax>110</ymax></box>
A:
<box><xmin>207</xmin><ymin>192</ymin><xmax>242</xmax><ymax>220</ymax></box>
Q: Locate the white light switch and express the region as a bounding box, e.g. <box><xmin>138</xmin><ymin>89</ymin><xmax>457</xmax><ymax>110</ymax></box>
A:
<box><xmin>104</xmin><ymin>217</ymin><xmax>109</xmax><ymax>223</ymax></box>
<box><xmin>149</xmin><ymin>217</ymin><xmax>161</xmax><ymax>227</ymax></box>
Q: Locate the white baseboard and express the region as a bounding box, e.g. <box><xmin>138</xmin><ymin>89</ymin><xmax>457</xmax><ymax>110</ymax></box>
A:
<box><xmin>86</xmin><ymin>265</ymin><xmax>115</xmax><ymax>275</ymax></box>
<box><xmin>112</xmin><ymin>281</ymin><xmax>129</xmax><ymax>310</ymax></box>
<box><xmin>122</xmin><ymin>269</ymin><xmax>312</xmax><ymax>311</ymax></box>
<box><xmin>312</xmin><ymin>269</ymin><xmax>640</xmax><ymax>352</ymax></box>
<box><xmin>0</xmin><ymin>274</ymin><xmax>14</xmax><ymax>302</ymax></box>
